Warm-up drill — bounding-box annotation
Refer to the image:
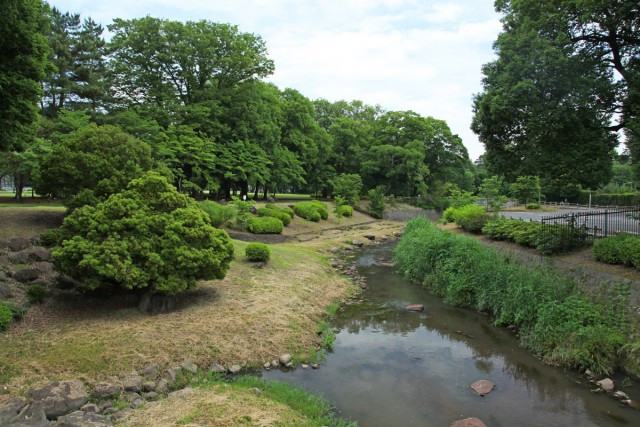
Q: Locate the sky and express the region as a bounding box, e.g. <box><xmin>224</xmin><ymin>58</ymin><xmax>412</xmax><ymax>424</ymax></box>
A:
<box><xmin>49</xmin><ymin>0</ymin><xmax>503</xmax><ymax>161</ymax></box>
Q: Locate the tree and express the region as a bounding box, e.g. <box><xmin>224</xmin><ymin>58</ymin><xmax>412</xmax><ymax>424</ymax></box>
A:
<box><xmin>0</xmin><ymin>139</ymin><xmax>51</xmax><ymax>201</ymax></box>
<box><xmin>108</xmin><ymin>17</ymin><xmax>274</xmax><ymax>120</ymax></box>
<box><xmin>474</xmin><ymin>0</ymin><xmax>635</xmax><ymax>194</ymax></box>
<box><xmin>479</xmin><ymin>176</ymin><xmax>506</xmax><ymax>213</ymax></box>
<box><xmin>52</xmin><ymin>172</ymin><xmax>234</xmax><ymax>296</ymax></box>
<box><xmin>510</xmin><ymin>175</ymin><xmax>541</xmax><ymax>204</ymax></box>
<box><xmin>367</xmin><ymin>186</ymin><xmax>386</xmax><ymax>219</ymax></box>
<box><xmin>0</xmin><ymin>0</ymin><xmax>51</xmax><ymax>151</ymax></box>
<box><xmin>36</xmin><ymin>124</ymin><xmax>153</xmax><ymax>208</ymax></box>
<box><xmin>331</xmin><ymin>173</ymin><xmax>363</xmax><ymax>206</ymax></box>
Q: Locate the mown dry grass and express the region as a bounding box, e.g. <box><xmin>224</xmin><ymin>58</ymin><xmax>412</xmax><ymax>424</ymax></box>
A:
<box><xmin>0</xmin><ymin>240</ymin><xmax>355</xmax><ymax>392</ymax></box>
<box><xmin>121</xmin><ymin>386</ymin><xmax>307</xmax><ymax>426</ymax></box>
<box><xmin>0</xmin><ymin>207</ymin><xmax>65</xmax><ymax>239</ymax></box>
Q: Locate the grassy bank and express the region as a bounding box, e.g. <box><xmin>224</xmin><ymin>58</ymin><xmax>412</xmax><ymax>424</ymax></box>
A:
<box><xmin>0</xmin><ymin>240</ymin><xmax>353</xmax><ymax>390</ymax></box>
<box><xmin>121</xmin><ymin>374</ymin><xmax>354</xmax><ymax>426</ymax></box>
<box><xmin>394</xmin><ymin>218</ymin><xmax>638</xmax><ymax>375</ymax></box>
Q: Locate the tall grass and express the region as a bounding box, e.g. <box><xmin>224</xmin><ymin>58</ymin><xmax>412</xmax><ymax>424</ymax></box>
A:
<box><xmin>393</xmin><ymin>218</ymin><xmax>632</xmax><ymax>375</ymax></box>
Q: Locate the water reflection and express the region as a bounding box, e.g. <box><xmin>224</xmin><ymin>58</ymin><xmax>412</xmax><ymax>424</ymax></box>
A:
<box><xmin>264</xmin><ymin>243</ymin><xmax>640</xmax><ymax>426</ymax></box>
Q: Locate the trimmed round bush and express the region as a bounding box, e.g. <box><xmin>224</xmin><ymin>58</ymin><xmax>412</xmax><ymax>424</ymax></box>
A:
<box><xmin>0</xmin><ymin>304</ymin><xmax>13</xmax><ymax>332</ymax></box>
<box><xmin>52</xmin><ymin>172</ymin><xmax>235</xmax><ymax>296</ymax></box>
<box><xmin>245</xmin><ymin>242</ymin><xmax>271</xmax><ymax>262</ymax></box>
<box><xmin>258</xmin><ymin>207</ymin><xmax>291</xmax><ymax>226</ymax></box>
<box><xmin>281</xmin><ymin>206</ymin><xmax>295</xmax><ymax>219</ymax></box>
<box><xmin>526</xmin><ymin>203</ymin><xmax>541</xmax><ymax>210</ymax></box>
<box><xmin>247</xmin><ymin>216</ymin><xmax>284</xmax><ymax>234</ymax></box>
<box><xmin>335</xmin><ymin>205</ymin><xmax>353</xmax><ymax>217</ymax></box>
<box><xmin>310</xmin><ymin>201</ymin><xmax>329</xmax><ymax>220</ymax></box>
<box><xmin>294</xmin><ymin>202</ymin><xmax>322</xmax><ymax>222</ymax></box>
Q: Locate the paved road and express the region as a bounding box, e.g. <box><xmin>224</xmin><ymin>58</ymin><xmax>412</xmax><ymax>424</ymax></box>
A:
<box><xmin>500</xmin><ymin>207</ymin><xmax>640</xmax><ymax>236</ymax></box>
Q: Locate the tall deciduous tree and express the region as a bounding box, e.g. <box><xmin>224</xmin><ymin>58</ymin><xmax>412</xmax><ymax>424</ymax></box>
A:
<box><xmin>0</xmin><ymin>0</ymin><xmax>51</xmax><ymax>151</ymax></box>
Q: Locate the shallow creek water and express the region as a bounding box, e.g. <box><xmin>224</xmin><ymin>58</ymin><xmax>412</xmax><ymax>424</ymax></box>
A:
<box><xmin>263</xmin><ymin>243</ymin><xmax>640</xmax><ymax>426</ymax></box>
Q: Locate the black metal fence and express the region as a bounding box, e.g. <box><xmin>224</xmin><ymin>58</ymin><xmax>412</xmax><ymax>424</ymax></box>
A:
<box><xmin>540</xmin><ymin>207</ymin><xmax>640</xmax><ymax>253</ymax></box>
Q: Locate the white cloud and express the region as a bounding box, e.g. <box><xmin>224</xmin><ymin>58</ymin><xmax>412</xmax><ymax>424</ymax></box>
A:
<box><xmin>49</xmin><ymin>0</ymin><xmax>502</xmax><ymax>160</ymax></box>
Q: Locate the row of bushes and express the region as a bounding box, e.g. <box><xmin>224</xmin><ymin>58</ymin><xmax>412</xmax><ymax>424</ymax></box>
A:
<box><xmin>393</xmin><ymin>218</ymin><xmax>632</xmax><ymax>375</ymax></box>
<box><xmin>576</xmin><ymin>192</ymin><xmax>640</xmax><ymax>207</ymax></box>
<box><xmin>482</xmin><ymin>218</ymin><xmax>589</xmax><ymax>255</ymax></box>
<box><xmin>594</xmin><ymin>234</ymin><xmax>640</xmax><ymax>268</ymax></box>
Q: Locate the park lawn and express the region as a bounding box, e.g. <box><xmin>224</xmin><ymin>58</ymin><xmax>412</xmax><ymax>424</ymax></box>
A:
<box><xmin>0</xmin><ymin>239</ymin><xmax>355</xmax><ymax>392</ymax></box>
<box><xmin>0</xmin><ymin>206</ymin><xmax>65</xmax><ymax>239</ymax></box>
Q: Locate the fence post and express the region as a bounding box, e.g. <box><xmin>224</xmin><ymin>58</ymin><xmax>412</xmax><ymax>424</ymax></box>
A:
<box><xmin>604</xmin><ymin>210</ymin><xmax>609</xmax><ymax>237</ymax></box>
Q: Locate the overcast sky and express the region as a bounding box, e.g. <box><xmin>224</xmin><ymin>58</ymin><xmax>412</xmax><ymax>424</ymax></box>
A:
<box><xmin>49</xmin><ymin>0</ymin><xmax>503</xmax><ymax>161</ymax></box>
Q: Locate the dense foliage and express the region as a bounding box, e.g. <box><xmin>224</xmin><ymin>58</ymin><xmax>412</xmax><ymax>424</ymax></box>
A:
<box><xmin>473</xmin><ymin>0</ymin><xmax>639</xmax><ymax>195</ymax></box>
<box><xmin>0</xmin><ymin>304</ymin><xmax>12</xmax><ymax>332</ymax></box>
<box><xmin>198</xmin><ymin>201</ymin><xmax>236</xmax><ymax>227</ymax></box>
<box><xmin>594</xmin><ymin>234</ymin><xmax>640</xmax><ymax>269</ymax></box>
<box><xmin>258</xmin><ymin>207</ymin><xmax>292</xmax><ymax>226</ymax></box>
<box><xmin>294</xmin><ymin>202</ymin><xmax>327</xmax><ymax>222</ymax></box>
<box><xmin>452</xmin><ymin>205</ymin><xmax>490</xmax><ymax>233</ymax></box>
<box><xmin>36</xmin><ymin>124</ymin><xmax>154</xmax><ymax>209</ymax></box>
<box><xmin>52</xmin><ymin>172</ymin><xmax>235</xmax><ymax>295</ymax></box>
<box><xmin>247</xmin><ymin>216</ymin><xmax>284</xmax><ymax>234</ymax></box>
<box><xmin>245</xmin><ymin>242</ymin><xmax>271</xmax><ymax>262</ymax></box>
<box><xmin>394</xmin><ymin>218</ymin><xmax>631</xmax><ymax>374</ymax></box>
<box><xmin>334</xmin><ymin>205</ymin><xmax>353</xmax><ymax>218</ymax></box>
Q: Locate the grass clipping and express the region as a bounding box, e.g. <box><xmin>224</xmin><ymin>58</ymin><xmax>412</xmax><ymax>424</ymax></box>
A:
<box><xmin>0</xmin><ymin>240</ymin><xmax>352</xmax><ymax>391</ymax></box>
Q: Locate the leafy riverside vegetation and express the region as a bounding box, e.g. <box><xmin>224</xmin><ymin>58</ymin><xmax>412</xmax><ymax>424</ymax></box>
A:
<box><xmin>393</xmin><ymin>218</ymin><xmax>638</xmax><ymax>376</ymax></box>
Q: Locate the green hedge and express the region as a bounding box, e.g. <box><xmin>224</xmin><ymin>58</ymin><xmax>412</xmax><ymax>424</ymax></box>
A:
<box><xmin>266</xmin><ymin>204</ymin><xmax>295</xmax><ymax>219</ymax></box>
<box><xmin>247</xmin><ymin>216</ymin><xmax>284</xmax><ymax>234</ymax></box>
<box><xmin>526</xmin><ymin>202</ymin><xmax>541</xmax><ymax>209</ymax></box>
<box><xmin>245</xmin><ymin>242</ymin><xmax>271</xmax><ymax>262</ymax></box>
<box><xmin>310</xmin><ymin>201</ymin><xmax>329</xmax><ymax>220</ymax></box>
<box><xmin>482</xmin><ymin>217</ymin><xmax>588</xmax><ymax>254</ymax></box>
<box><xmin>258</xmin><ymin>207</ymin><xmax>291</xmax><ymax>226</ymax></box>
<box><xmin>393</xmin><ymin>218</ymin><xmax>630</xmax><ymax>375</ymax></box>
<box><xmin>453</xmin><ymin>205</ymin><xmax>490</xmax><ymax>233</ymax></box>
<box><xmin>593</xmin><ymin>234</ymin><xmax>640</xmax><ymax>268</ymax></box>
<box><xmin>294</xmin><ymin>202</ymin><xmax>324</xmax><ymax>221</ymax></box>
<box><xmin>335</xmin><ymin>205</ymin><xmax>353</xmax><ymax>217</ymax></box>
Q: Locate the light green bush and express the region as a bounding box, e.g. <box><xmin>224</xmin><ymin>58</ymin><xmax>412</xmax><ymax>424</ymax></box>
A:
<box><xmin>245</xmin><ymin>242</ymin><xmax>271</xmax><ymax>262</ymax></box>
<box><xmin>294</xmin><ymin>202</ymin><xmax>322</xmax><ymax>222</ymax></box>
<box><xmin>310</xmin><ymin>201</ymin><xmax>329</xmax><ymax>220</ymax></box>
<box><xmin>594</xmin><ymin>234</ymin><xmax>640</xmax><ymax>268</ymax></box>
<box><xmin>526</xmin><ymin>202</ymin><xmax>541</xmax><ymax>209</ymax></box>
<box><xmin>258</xmin><ymin>207</ymin><xmax>291</xmax><ymax>226</ymax></box>
<box><xmin>453</xmin><ymin>205</ymin><xmax>490</xmax><ymax>233</ymax></box>
<box><xmin>198</xmin><ymin>201</ymin><xmax>236</xmax><ymax>227</ymax></box>
<box><xmin>367</xmin><ymin>186</ymin><xmax>385</xmax><ymax>219</ymax></box>
<box><xmin>247</xmin><ymin>216</ymin><xmax>284</xmax><ymax>234</ymax></box>
<box><xmin>335</xmin><ymin>205</ymin><xmax>353</xmax><ymax>217</ymax></box>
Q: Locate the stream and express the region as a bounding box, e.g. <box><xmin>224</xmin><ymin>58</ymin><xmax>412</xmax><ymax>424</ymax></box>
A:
<box><xmin>263</xmin><ymin>243</ymin><xmax>640</xmax><ymax>426</ymax></box>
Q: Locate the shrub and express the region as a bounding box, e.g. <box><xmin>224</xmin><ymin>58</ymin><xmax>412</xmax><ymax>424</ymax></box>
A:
<box><xmin>294</xmin><ymin>202</ymin><xmax>323</xmax><ymax>222</ymax></box>
<box><xmin>26</xmin><ymin>284</ymin><xmax>47</xmax><ymax>304</ymax></box>
<box><xmin>245</xmin><ymin>242</ymin><xmax>271</xmax><ymax>262</ymax></box>
<box><xmin>198</xmin><ymin>201</ymin><xmax>236</xmax><ymax>227</ymax></box>
<box><xmin>335</xmin><ymin>205</ymin><xmax>353</xmax><ymax>217</ymax></box>
<box><xmin>526</xmin><ymin>203</ymin><xmax>541</xmax><ymax>209</ymax></box>
<box><xmin>441</xmin><ymin>206</ymin><xmax>459</xmax><ymax>223</ymax></box>
<box><xmin>393</xmin><ymin>218</ymin><xmax>630</xmax><ymax>375</ymax></box>
<box><xmin>52</xmin><ymin>172</ymin><xmax>235</xmax><ymax>296</ymax></box>
<box><xmin>594</xmin><ymin>234</ymin><xmax>640</xmax><ymax>268</ymax></box>
<box><xmin>247</xmin><ymin>216</ymin><xmax>284</xmax><ymax>234</ymax></box>
<box><xmin>535</xmin><ymin>224</ymin><xmax>588</xmax><ymax>255</ymax></box>
<box><xmin>258</xmin><ymin>207</ymin><xmax>291</xmax><ymax>226</ymax></box>
<box><xmin>482</xmin><ymin>218</ymin><xmax>542</xmax><ymax>248</ymax></box>
<box><xmin>454</xmin><ymin>205</ymin><xmax>490</xmax><ymax>233</ymax></box>
<box><xmin>310</xmin><ymin>201</ymin><xmax>329</xmax><ymax>220</ymax></box>
<box><xmin>265</xmin><ymin>203</ymin><xmax>294</xmax><ymax>219</ymax></box>
<box><xmin>367</xmin><ymin>186</ymin><xmax>386</xmax><ymax>219</ymax></box>
<box><xmin>0</xmin><ymin>304</ymin><xmax>13</xmax><ymax>332</ymax></box>
<box><xmin>232</xmin><ymin>199</ymin><xmax>255</xmax><ymax>215</ymax></box>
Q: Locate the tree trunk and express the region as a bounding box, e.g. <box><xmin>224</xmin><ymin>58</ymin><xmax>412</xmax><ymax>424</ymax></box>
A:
<box><xmin>263</xmin><ymin>186</ymin><xmax>268</xmax><ymax>200</ymax></box>
<box><xmin>14</xmin><ymin>174</ymin><xmax>24</xmax><ymax>202</ymax></box>
<box><xmin>254</xmin><ymin>185</ymin><xmax>260</xmax><ymax>200</ymax></box>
